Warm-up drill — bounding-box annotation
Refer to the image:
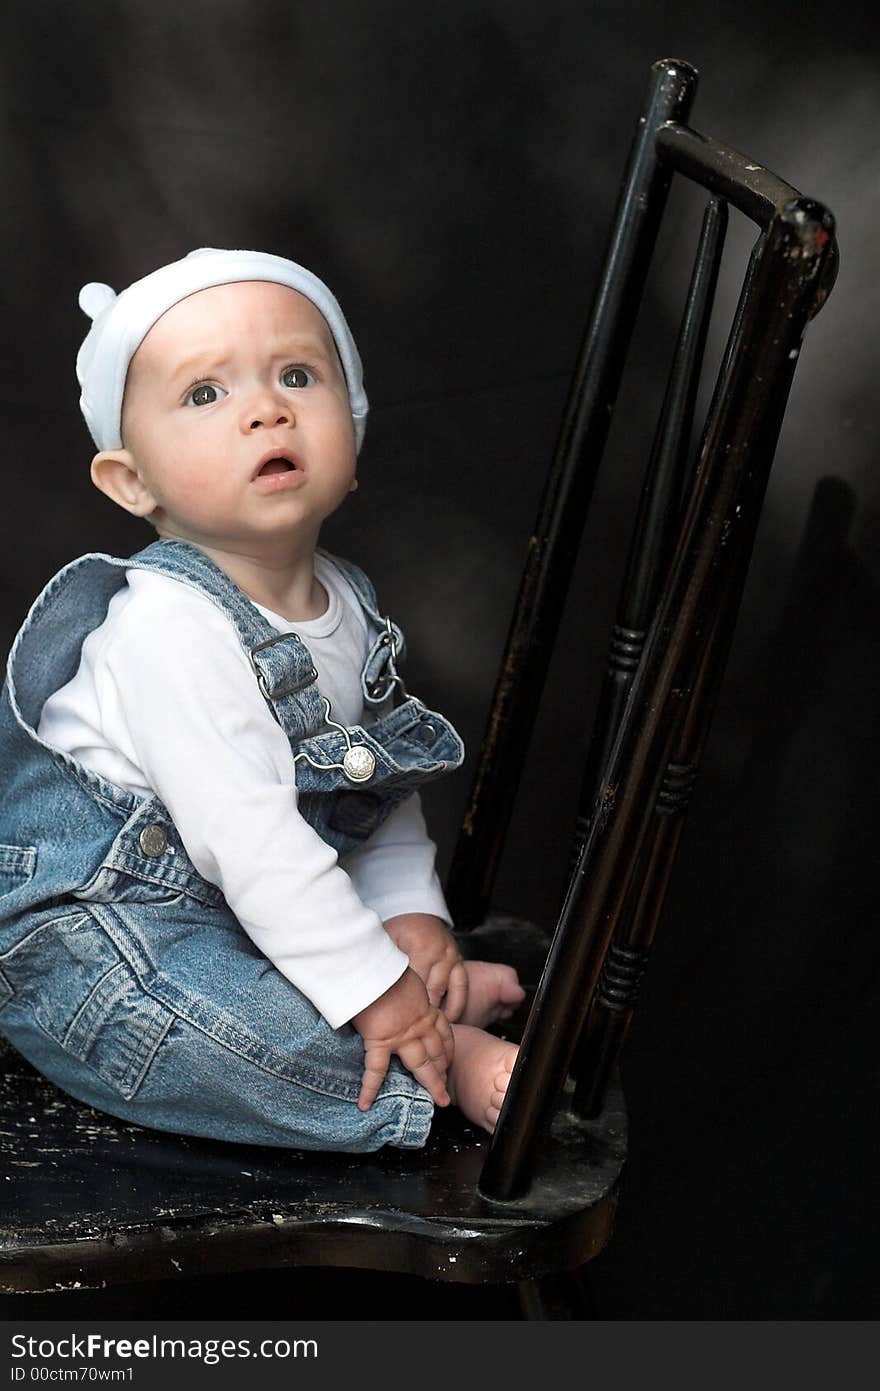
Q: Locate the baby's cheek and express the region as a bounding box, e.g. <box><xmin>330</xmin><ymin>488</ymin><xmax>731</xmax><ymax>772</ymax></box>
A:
<box><xmin>169</xmin><ymin>463</ymin><xmax>223</xmax><ymax>509</ymax></box>
<box><xmin>178</xmin><ymin>475</ymin><xmax>211</xmax><ymax>503</ymax></box>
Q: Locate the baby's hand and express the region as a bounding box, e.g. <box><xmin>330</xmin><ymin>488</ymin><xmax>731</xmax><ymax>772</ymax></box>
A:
<box><xmin>351</xmin><ymin>966</ymin><xmax>453</xmax><ymax>1112</ymax></box>
<box><xmin>384</xmin><ymin>913</ymin><xmax>468</xmax><ymax>1022</ymax></box>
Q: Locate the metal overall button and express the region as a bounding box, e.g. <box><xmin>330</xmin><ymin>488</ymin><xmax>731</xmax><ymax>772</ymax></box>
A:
<box><xmin>293</xmin><ymin>697</ymin><xmax>376</xmax><ymax>785</ymax></box>
<box><xmin>342</xmin><ymin>745</ymin><xmax>377</xmax><ymax>783</ymax></box>
<box><xmin>139</xmin><ymin>825</ymin><xmax>168</xmax><ymax>856</ymax></box>
<box><xmin>415</xmin><ymin>721</ymin><xmax>437</xmax><ymax>744</ymax></box>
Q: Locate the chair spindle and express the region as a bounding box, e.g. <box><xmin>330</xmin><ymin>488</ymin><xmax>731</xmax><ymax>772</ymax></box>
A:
<box><xmin>479</xmin><ymin>199</ymin><xmax>835</xmax><ymax>1201</ymax></box>
<box><xmin>444</xmin><ymin>60</ymin><xmax>699</xmax><ymax>930</ymax></box>
<box><xmin>567</xmin><ymin>195</ymin><xmax>728</xmax><ymax>882</ymax></box>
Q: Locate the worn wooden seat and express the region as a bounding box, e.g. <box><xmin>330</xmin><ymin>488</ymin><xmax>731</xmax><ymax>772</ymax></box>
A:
<box><xmin>0</xmin><ymin>916</ymin><xmax>624</xmax><ymax>1301</ymax></box>
<box><xmin>0</xmin><ymin>57</ymin><xmax>836</xmax><ymax>1314</ymax></box>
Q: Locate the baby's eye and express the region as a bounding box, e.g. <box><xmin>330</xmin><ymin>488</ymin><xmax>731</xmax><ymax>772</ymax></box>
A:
<box><xmin>280</xmin><ymin>366</ymin><xmax>315</xmax><ymax>389</ymax></box>
<box><xmin>185</xmin><ymin>383</ymin><xmax>227</xmax><ymax>407</ymax></box>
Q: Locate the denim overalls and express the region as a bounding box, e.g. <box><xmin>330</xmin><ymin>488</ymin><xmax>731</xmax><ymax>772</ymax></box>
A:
<box><xmin>0</xmin><ymin>538</ymin><xmax>464</xmax><ymax>1151</ymax></box>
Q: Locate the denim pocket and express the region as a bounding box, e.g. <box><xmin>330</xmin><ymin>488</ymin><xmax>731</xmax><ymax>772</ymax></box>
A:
<box><xmin>73</xmin><ymin>865</ymin><xmax>196</xmax><ymax>908</ymax></box>
<box><xmin>325</xmin><ymin>788</ymin><xmax>384</xmax><ymax>839</ymax></box>
<box><xmin>0</xmin><ymin>843</ymin><xmax>37</xmax><ymax>899</ymax></box>
<box><xmin>0</xmin><ymin>908</ymin><xmax>174</xmax><ymax>1100</ymax></box>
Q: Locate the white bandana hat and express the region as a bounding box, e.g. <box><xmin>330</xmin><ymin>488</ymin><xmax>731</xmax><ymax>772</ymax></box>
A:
<box><xmin>76</xmin><ymin>247</ymin><xmax>368</xmax><ymax>453</ymax></box>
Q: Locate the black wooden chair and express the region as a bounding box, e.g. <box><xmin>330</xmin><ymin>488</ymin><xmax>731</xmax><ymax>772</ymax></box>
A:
<box><xmin>0</xmin><ymin>58</ymin><xmax>837</xmax><ymax>1316</ymax></box>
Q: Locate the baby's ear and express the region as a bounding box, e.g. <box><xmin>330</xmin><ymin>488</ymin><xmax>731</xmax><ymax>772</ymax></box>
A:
<box><xmin>90</xmin><ymin>450</ymin><xmax>157</xmax><ymax>518</ymax></box>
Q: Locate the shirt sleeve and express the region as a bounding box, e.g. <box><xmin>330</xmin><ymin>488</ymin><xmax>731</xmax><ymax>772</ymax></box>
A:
<box><xmin>97</xmin><ymin>582</ymin><xmax>408</xmax><ymax>1027</ymax></box>
<box><xmin>340</xmin><ymin>792</ymin><xmax>454</xmax><ymax>927</ymax></box>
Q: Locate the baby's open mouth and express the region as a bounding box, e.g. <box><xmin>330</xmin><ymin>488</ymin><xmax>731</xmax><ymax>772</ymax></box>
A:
<box><xmin>257</xmin><ymin>457</ymin><xmax>297</xmax><ymax>476</ymax></box>
<box><xmin>252</xmin><ymin>449</ymin><xmax>304</xmax><ymax>482</ymax></box>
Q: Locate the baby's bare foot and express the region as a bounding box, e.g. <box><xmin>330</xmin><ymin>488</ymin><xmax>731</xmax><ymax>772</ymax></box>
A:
<box><xmin>448</xmin><ymin>1024</ymin><xmax>518</xmax><ymax>1133</ymax></box>
<box><xmin>458</xmin><ymin>960</ymin><xmax>526</xmax><ymax>1028</ymax></box>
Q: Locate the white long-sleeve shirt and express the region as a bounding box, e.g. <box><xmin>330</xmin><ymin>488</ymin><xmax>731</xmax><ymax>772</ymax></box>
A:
<box><xmin>37</xmin><ymin>552</ymin><xmax>452</xmax><ymax>1027</ymax></box>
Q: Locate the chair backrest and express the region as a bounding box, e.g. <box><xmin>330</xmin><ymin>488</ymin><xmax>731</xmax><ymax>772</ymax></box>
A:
<box><xmin>443</xmin><ymin>57</ymin><xmax>837</xmax><ymax>1201</ymax></box>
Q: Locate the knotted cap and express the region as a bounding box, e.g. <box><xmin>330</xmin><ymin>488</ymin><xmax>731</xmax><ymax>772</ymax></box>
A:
<box><xmin>75</xmin><ymin>247</ymin><xmax>368</xmax><ymax>453</ymax></box>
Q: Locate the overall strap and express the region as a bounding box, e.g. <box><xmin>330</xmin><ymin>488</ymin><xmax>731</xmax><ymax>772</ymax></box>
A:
<box><xmin>128</xmin><ymin>538</ymin><xmax>325</xmax><ymax>741</ymax></box>
<box><xmin>319</xmin><ymin>548</ymin><xmax>409</xmax><ymax>709</ymax></box>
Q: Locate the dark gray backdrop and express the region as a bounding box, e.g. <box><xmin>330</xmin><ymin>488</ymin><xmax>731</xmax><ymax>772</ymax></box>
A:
<box><xmin>1</xmin><ymin>1</ymin><xmax>877</xmax><ymax>1318</ymax></box>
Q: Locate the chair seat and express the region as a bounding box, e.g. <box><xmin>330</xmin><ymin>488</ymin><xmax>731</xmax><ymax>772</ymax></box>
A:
<box><xmin>0</xmin><ymin>915</ymin><xmax>626</xmax><ymax>1295</ymax></box>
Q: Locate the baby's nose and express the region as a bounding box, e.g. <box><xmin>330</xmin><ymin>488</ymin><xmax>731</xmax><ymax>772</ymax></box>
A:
<box><xmin>243</xmin><ymin>385</ymin><xmax>293</xmax><ymax>432</ymax></box>
<box><xmin>247</xmin><ymin>407</ymin><xmax>291</xmax><ymax>430</ymax></box>
<box><xmin>248</xmin><ymin>408</ymin><xmax>290</xmax><ymax>431</ymax></box>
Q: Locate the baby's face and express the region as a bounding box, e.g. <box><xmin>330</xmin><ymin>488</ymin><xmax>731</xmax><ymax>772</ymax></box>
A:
<box><xmin>118</xmin><ymin>280</ymin><xmax>357</xmax><ymax>550</ymax></box>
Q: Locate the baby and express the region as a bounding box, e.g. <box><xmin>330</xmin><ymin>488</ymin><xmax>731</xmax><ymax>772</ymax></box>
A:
<box><xmin>0</xmin><ymin>248</ymin><xmax>523</xmax><ymax>1152</ymax></box>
